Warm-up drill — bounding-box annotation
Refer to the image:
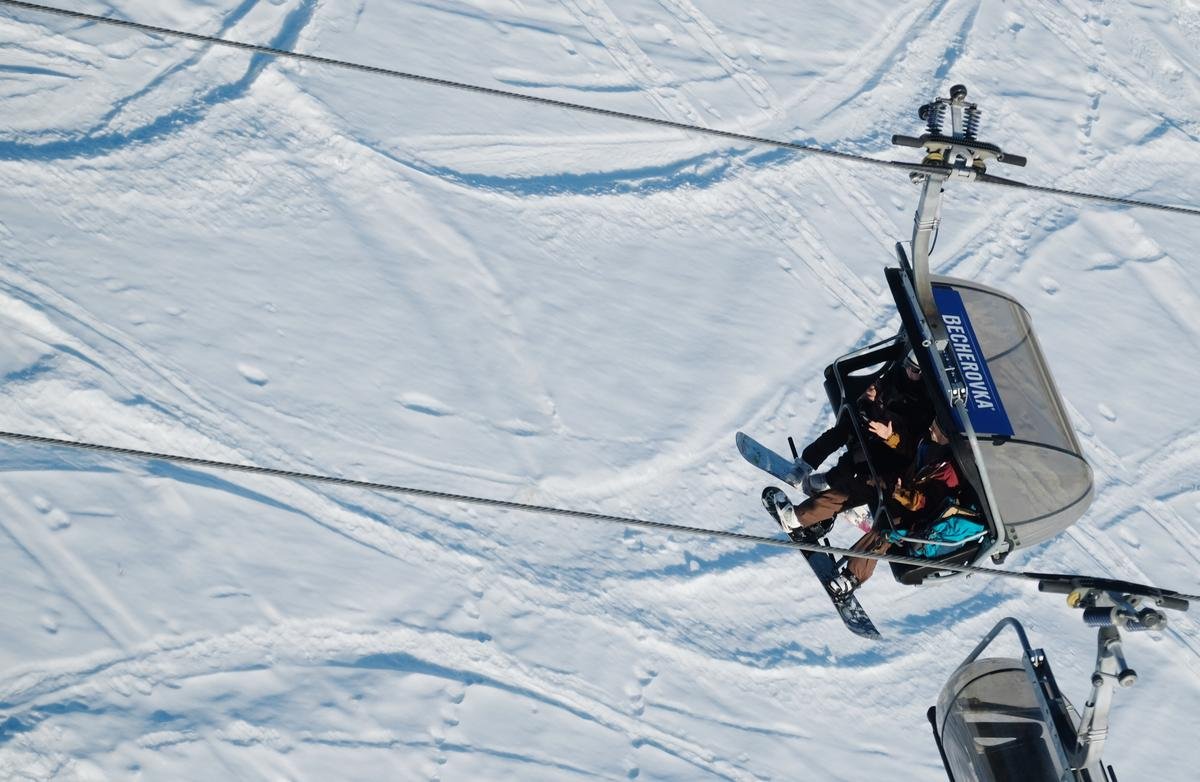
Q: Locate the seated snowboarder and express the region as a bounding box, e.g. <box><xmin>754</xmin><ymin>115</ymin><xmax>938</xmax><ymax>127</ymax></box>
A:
<box><xmin>763</xmin><ymin>350</ymin><xmax>932</xmax><ymax>542</ymax></box>
<box><xmin>829</xmin><ymin>417</ymin><xmax>983</xmax><ymax>596</ymax></box>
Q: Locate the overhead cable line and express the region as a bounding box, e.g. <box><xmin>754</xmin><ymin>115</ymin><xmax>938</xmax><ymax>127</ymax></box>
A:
<box><xmin>0</xmin><ymin>0</ymin><xmax>903</xmax><ymax>171</ymax></box>
<box><xmin>975</xmin><ymin>172</ymin><xmax>1199</xmax><ymax>217</ymax></box>
<box><xmin>1</xmin><ymin>428</ymin><xmax>1196</xmax><ymax>604</ymax></box>
<box><xmin>2</xmin><ymin>0</ymin><xmax>1198</xmax><ymax>218</ymax></box>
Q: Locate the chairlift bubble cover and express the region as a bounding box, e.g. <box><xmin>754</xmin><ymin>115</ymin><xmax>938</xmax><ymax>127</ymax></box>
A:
<box><xmin>938</xmin><ymin>659</ymin><xmax>1068</xmax><ymax>782</ymax></box>
<box><xmin>928</xmin><ymin>277</ymin><xmax>1094</xmax><ymax>550</ymax></box>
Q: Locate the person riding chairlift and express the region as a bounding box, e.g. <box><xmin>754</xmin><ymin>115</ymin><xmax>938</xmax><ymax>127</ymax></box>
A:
<box><xmin>766</xmin><ymin>349</ymin><xmax>933</xmax><ymax>540</ymax></box>
<box><xmin>829</xmin><ymin>418</ymin><xmax>983</xmax><ymax>596</ymax></box>
<box><xmin>802</xmin><ymin>349</ymin><xmax>930</xmax><ymax>491</ymax></box>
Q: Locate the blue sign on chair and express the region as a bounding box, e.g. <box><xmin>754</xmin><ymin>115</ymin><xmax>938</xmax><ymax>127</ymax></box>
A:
<box><xmin>934</xmin><ymin>286</ymin><xmax>1013</xmax><ymax>437</ymax></box>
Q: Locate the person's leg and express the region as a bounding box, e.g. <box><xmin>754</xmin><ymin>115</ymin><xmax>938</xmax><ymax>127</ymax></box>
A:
<box><xmin>808</xmin><ymin>451</ymin><xmax>866</xmax><ymax>497</ymax></box>
<box><xmin>799</xmin><ymin>418</ymin><xmax>851</xmax><ymax>472</ymax></box>
<box><xmin>793</xmin><ymin>490</ymin><xmax>854</xmax><ymax>528</ymax></box>
<box><xmin>829</xmin><ymin>530</ymin><xmax>890</xmax><ymax>597</ymax></box>
<box><xmin>846</xmin><ymin>530</ymin><xmax>890</xmax><ymax>583</ymax></box>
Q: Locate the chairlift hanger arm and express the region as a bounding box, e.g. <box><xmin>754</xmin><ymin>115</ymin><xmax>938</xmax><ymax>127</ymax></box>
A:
<box><xmin>909</xmin><ymin>173</ymin><xmax>947</xmax><ymax>329</ymax></box>
<box><xmin>901</xmin><ymin>86</ymin><xmax>1017</xmax><ymax>327</ymax></box>
<box><xmin>1071</xmin><ymin>625</ymin><xmax>1128</xmax><ymax>771</ymax></box>
<box><xmin>2</xmin><ymin>0</ymin><xmax>1199</xmax><ymax>218</ymax></box>
<box><xmin>1053</xmin><ymin>588</ymin><xmax>1149</xmax><ymax>774</ymax></box>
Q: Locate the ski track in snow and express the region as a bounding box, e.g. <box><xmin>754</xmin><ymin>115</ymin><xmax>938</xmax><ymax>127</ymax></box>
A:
<box><xmin>553</xmin><ymin>0</ymin><xmax>888</xmax><ymax>328</ymax></box>
<box><xmin>651</xmin><ymin>0</ymin><xmax>783</xmax><ymax>119</ymax></box>
<box><xmin>0</xmin><ymin>0</ymin><xmax>322</xmax><ymax>161</ymax></box>
<box><xmin>809</xmin><ymin>0</ymin><xmax>958</xmax><ymax>129</ymax></box>
<box><xmin>1024</xmin><ymin>0</ymin><xmax>1200</xmax><ymax>144</ymax></box>
<box><xmin>0</xmin><ymin>487</ymin><xmax>149</xmax><ymax>651</ymax></box>
<box><xmin>0</xmin><ymin>609</ymin><xmax>836</xmax><ymax>780</ymax></box>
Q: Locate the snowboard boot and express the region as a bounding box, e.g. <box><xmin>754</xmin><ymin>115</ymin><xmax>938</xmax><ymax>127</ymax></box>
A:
<box><xmin>788</xmin><ymin>458</ymin><xmax>814</xmax><ymax>486</ymax></box>
<box><xmin>761</xmin><ymin>486</ymin><xmax>802</xmax><ymax>533</ymax></box>
<box><xmin>801</xmin><ymin>470</ymin><xmax>830</xmax><ymax>496</ymax></box>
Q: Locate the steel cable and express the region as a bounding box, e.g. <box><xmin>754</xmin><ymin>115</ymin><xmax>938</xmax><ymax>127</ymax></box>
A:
<box><xmin>0</xmin><ymin>0</ymin><xmax>898</xmax><ymax>169</ymax></box>
<box><xmin>2</xmin><ymin>428</ymin><xmax>1198</xmax><ymax>602</ymax></box>
<box><xmin>2</xmin><ymin>0</ymin><xmax>1199</xmax><ymax>217</ymax></box>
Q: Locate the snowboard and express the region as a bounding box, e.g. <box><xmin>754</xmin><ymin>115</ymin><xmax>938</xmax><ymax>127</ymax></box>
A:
<box><xmin>735</xmin><ymin>431</ymin><xmax>809</xmax><ymax>487</ymax></box>
<box><xmin>741</xmin><ymin>433</ymin><xmax>881</xmax><ymax>640</ymax></box>
<box><xmin>761</xmin><ymin>487</ymin><xmax>881</xmax><ymax>640</ymax></box>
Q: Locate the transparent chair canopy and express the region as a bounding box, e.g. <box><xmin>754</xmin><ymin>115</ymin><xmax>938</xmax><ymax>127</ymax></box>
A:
<box><xmin>933</xmin><ymin>277</ymin><xmax>1094</xmax><ymax>550</ymax></box>
<box><xmin>936</xmin><ymin>658</ymin><xmax>1068</xmax><ymax>782</ymax></box>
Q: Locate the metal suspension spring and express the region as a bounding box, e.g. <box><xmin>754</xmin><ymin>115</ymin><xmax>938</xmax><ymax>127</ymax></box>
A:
<box><xmin>919</xmin><ymin>101</ymin><xmax>946</xmax><ymax>135</ymax></box>
<box><xmin>964</xmin><ymin>105</ymin><xmax>981</xmax><ymax>141</ymax></box>
<box><xmin>1083</xmin><ymin>607</ymin><xmax>1117</xmax><ymax>626</ymax></box>
<box><xmin>1083</xmin><ymin>606</ymin><xmax>1160</xmax><ymax>631</ymax></box>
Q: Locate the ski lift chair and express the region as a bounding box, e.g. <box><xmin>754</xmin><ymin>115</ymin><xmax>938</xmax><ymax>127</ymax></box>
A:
<box><xmin>820</xmin><ymin>83</ymin><xmax>1099</xmax><ymax>585</ymax></box>
<box><xmin>822</xmin><ymin>265</ymin><xmax>1094</xmax><ymax>585</ymax></box>
<box><xmin>930</xmin><ymin>618</ymin><xmax>1118</xmax><ymax>782</ymax></box>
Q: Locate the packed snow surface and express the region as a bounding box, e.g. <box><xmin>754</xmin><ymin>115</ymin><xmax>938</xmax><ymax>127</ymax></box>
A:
<box><xmin>1</xmin><ymin>0</ymin><xmax>1199</xmax><ymax>779</ymax></box>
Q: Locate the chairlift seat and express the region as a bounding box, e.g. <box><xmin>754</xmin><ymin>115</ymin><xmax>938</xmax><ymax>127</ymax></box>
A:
<box><xmin>890</xmin><ymin>540</ymin><xmax>987</xmax><ymax>585</ymax></box>
<box><xmin>930</xmin><ymin>619</ymin><xmax>1116</xmax><ymax>782</ymax></box>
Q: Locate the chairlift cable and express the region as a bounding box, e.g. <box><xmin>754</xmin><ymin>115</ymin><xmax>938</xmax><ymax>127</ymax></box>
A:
<box><xmin>975</xmin><ymin>172</ymin><xmax>1200</xmax><ymax>218</ymax></box>
<box><xmin>2</xmin><ymin>0</ymin><xmax>1199</xmax><ymax>218</ymax></box>
<box><xmin>0</xmin><ymin>0</ymin><xmax>900</xmax><ymax>170</ymax></box>
<box><xmin>1</xmin><ymin>428</ymin><xmax>1196</xmax><ymax>603</ymax></box>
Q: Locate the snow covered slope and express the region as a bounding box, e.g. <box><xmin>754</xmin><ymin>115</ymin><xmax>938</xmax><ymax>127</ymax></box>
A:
<box><xmin>1</xmin><ymin>0</ymin><xmax>1198</xmax><ymax>778</ymax></box>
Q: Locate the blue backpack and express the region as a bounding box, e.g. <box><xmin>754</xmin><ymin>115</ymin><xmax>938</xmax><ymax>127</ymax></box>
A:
<box><xmin>888</xmin><ymin>503</ymin><xmax>988</xmax><ymax>558</ymax></box>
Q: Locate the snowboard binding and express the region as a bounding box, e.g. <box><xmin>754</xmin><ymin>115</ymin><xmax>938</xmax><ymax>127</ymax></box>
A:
<box><xmin>827</xmin><ymin>570</ymin><xmax>861</xmax><ymax>600</ymax></box>
<box><xmin>761</xmin><ymin>486</ymin><xmax>834</xmax><ymax>543</ymax></box>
